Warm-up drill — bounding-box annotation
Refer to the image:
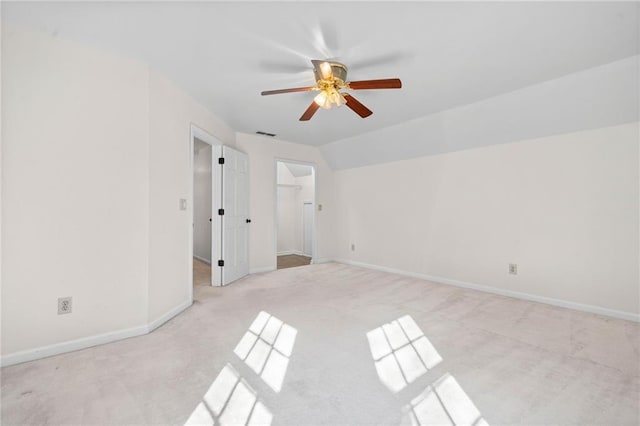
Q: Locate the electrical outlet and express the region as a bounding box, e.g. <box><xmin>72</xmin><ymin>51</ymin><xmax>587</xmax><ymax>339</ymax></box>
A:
<box><xmin>351</xmin><ymin>243</ymin><xmax>356</xmax><ymax>252</ymax></box>
<box><xmin>58</xmin><ymin>297</ymin><xmax>72</xmax><ymax>314</ymax></box>
<box><xmin>509</xmin><ymin>264</ymin><xmax>518</xmax><ymax>275</ymax></box>
<box><xmin>318</xmin><ymin>204</ymin><xmax>323</xmax><ymax>211</ymax></box>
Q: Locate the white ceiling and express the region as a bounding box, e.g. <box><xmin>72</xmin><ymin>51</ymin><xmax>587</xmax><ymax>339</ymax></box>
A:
<box><xmin>3</xmin><ymin>2</ymin><xmax>639</xmax><ymax>147</ymax></box>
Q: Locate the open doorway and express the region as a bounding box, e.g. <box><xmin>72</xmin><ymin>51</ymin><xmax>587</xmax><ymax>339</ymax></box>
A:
<box><xmin>189</xmin><ymin>125</ymin><xmax>223</xmax><ymax>302</ymax></box>
<box><xmin>193</xmin><ymin>138</ymin><xmax>212</xmax><ymax>287</ymax></box>
<box><xmin>276</xmin><ymin>160</ymin><xmax>316</xmax><ymax>270</ymax></box>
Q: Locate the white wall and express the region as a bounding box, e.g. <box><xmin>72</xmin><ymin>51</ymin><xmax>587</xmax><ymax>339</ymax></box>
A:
<box><xmin>235</xmin><ymin>134</ymin><xmax>335</xmax><ymax>272</ymax></box>
<box><xmin>332</xmin><ymin>123</ymin><xmax>639</xmax><ymax>317</ymax></box>
<box><xmin>276</xmin><ymin>163</ymin><xmax>296</xmax><ymax>254</ymax></box>
<box><xmin>276</xmin><ymin>187</ymin><xmax>296</xmax><ymax>254</ymax></box>
<box><xmin>2</xmin><ymin>26</ymin><xmax>150</xmax><ymax>355</ymax></box>
<box><xmin>1</xmin><ymin>26</ymin><xmax>236</xmax><ymax>362</ymax></box>
<box><xmin>193</xmin><ymin>140</ymin><xmax>212</xmax><ymax>263</ymax></box>
<box><xmin>277</xmin><ymin>162</ymin><xmax>295</xmax><ymax>185</ymax></box>
<box><xmin>293</xmin><ymin>174</ymin><xmax>314</xmax><ymax>255</ymax></box>
<box><xmin>146</xmin><ymin>66</ymin><xmax>234</xmax><ymax>322</ymax></box>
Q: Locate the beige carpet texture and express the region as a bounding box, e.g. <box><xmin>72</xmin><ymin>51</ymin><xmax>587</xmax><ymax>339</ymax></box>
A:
<box><xmin>2</xmin><ymin>263</ymin><xmax>639</xmax><ymax>425</ymax></box>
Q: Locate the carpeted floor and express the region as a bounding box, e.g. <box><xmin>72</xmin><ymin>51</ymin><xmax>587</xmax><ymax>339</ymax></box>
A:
<box><xmin>277</xmin><ymin>254</ymin><xmax>311</xmax><ymax>270</ymax></box>
<box><xmin>1</xmin><ymin>263</ymin><xmax>638</xmax><ymax>425</ymax></box>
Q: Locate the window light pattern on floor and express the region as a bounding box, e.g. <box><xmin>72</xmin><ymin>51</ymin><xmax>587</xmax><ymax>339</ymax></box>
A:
<box><xmin>366</xmin><ymin>315</ymin><xmax>442</xmax><ymax>393</ymax></box>
<box><xmin>401</xmin><ymin>373</ymin><xmax>489</xmax><ymax>426</ymax></box>
<box><xmin>184</xmin><ymin>363</ymin><xmax>273</xmax><ymax>426</ymax></box>
<box><xmin>234</xmin><ymin>311</ymin><xmax>298</xmax><ymax>393</ymax></box>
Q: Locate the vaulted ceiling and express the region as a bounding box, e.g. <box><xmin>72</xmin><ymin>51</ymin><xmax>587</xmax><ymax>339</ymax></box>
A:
<box><xmin>4</xmin><ymin>1</ymin><xmax>639</xmax><ymax>147</ymax></box>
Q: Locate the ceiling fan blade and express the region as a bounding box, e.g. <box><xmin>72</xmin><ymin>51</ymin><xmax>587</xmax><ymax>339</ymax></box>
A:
<box><xmin>348</xmin><ymin>78</ymin><xmax>402</xmax><ymax>90</ymax></box>
<box><xmin>344</xmin><ymin>94</ymin><xmax>373</xmax><ymax>118</ymax></box>
<box><xmin>261</xmin><ymin>87</ymin><xmax>315</xmax><ymax>96</ymax></box>
<box><xmin>299</xmin><ymin>101</ymin><xmax>320</xmax><ymax>121</ymax></box>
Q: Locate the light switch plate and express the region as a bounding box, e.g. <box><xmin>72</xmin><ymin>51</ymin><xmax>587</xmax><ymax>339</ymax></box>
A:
<box><xmin>179</xmin><ymin>198</ymin><xmax>187</xmax><ymax>210</ymax></box>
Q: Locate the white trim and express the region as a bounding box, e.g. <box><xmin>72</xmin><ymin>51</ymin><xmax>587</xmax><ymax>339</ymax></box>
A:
<box><xmin>250</xmin><ymin>266</ymin><xmax>277</xmax><ymax>274</ymax></box>
<box><xmin>0</xmin><ymin>325</ymin><xmax>147</xmax><ymax>367</ymax></box>
<box><xmin>333</xmin><ymin>258</ymin><xmax>640</xmax><ymax>323</ymax></box>
<box><xmin>147</xmin><ymin>300</ymin><xmax>192</xmax><ymax>333</ymax></box>
<box><xmin>311</xmin><ymin>257</ymin><xmax>332</xmax><ymax>264</ymax></box>
<box><xmin>276</xmin><ymin>250</ymin><xmax>307</xmax><ymax>256</ymax></box>
<box><xmin>193</xmin><ymin>255</ymin><xmax>211</xmax><ymax>265</ymax></box>
<box><xmin>1</xmin><ymin>301</ymin><xmax>194</xmax><ymax>367</ymax></box>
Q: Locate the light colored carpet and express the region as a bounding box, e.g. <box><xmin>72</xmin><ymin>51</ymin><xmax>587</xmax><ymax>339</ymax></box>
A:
<box><xmin>2</xmin><ymin>263</ymin><xmax>639</xmax><ymax>425</ymax></box>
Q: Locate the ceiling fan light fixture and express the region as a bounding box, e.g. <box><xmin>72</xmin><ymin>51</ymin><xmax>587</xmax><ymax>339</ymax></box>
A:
<box><xmin>314</xmin><ymin>88</ymin><xmax>346</xmax><ymax>109</ymax></box>
<box><xmin>329</xmin><ymin>90</ymin><xmax>346</xmax><ymax>107</ymax></box>
<box><xmin>314</xmin><ymin>91</ymin><xmax>331</xmax><ymax>109</ymax></box>
<box><xmin>261</xmin><ymin>59</ymin><xmax>401</xmax><ymax>121</ymax></box>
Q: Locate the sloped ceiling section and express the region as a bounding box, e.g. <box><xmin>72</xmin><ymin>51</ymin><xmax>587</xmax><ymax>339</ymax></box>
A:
<box><xmin>285</xmin><ymin>163</ymin><xmax>313</xmax><ymax>178</ymax></box>
<box><xmin>321</xmin><ymin>55</ymin><xmax>640</xmax><ymax>169</ymax></box>
<box><xmin>3</xmin><ymin>2</ymin><xmax>639</xmax><ymax>170</ymax></box>
<box><xmin>2</xmin><ymin>1</ymin><xmax>639</xmax><ymax>152</ymax></box>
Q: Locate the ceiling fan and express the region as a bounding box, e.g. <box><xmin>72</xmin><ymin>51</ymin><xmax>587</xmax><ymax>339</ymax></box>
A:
<box><xmin>261</xmin><ymin>60</ymin><xmax>402</xmax><ymax>121</ymax></box>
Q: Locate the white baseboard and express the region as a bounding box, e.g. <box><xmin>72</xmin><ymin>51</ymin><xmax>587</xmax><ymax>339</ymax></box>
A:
<box><xmin>277</xmin><ymin>250</ymin><xmax>306</xmax><ymax>256</ymax></box>
<box><xmin>193</xmin><ymin>255</ymin><xmax>211</xmax><ymax>265</ymax></box>
<box><xmin>147</xmin><ymin>300</ymin><xmax>192</xmax><ymax>333</ymax></box>
<box><xmin>250</xmin><ymin>266</ymin><xmax>277</xmax><ymax>274</ymax></box>
<box><xmin>333</xmin><ymin>258</ymin><xmax>640</xmax><ymax>323</ymax></box>
<box><xmin>1</xmin><ymin>300</ymin><xmax>194</xmax><ymax>367</ymax></box>
<box><xmin>311</xmin><ymin>257</ymin><xmax>332</xmax><ymax>264</ymax></box>
<box><xmin>6</xmin><ymin>259</ymin><xmax>634</xmax><ymax>368</ymax></box>
<box><xmin>0</xmin><ymin>324</ymin><xmax>148</xmax><ymax>367</ymax></box>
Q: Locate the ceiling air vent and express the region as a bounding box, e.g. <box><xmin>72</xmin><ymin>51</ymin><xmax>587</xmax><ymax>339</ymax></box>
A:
<box><xmin>256</xmin><ymin>131</ymin><xmax>277</xmax><ymax>137</ymax></box>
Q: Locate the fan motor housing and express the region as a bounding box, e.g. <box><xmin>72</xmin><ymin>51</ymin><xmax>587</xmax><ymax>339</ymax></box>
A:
<box><xmin>313</xmin><ymin>61</ymin><xmax>348</xmax><ymax>83</ymax></box>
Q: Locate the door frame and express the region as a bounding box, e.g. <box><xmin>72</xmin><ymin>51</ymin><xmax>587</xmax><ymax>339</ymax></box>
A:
<box><xmin>189</xmin><ymin>124</ymin><xmax>223</xmax><ymax>302</ymax></box>
<box><xmin>302</xmin><ymin>202</ymin><xmax>314</xmax><ymax>257</ymax></box>
<box><xmin>274</xmin><ymin>158</ymin><xmax>317</xmax><ymax>267</ymax></box>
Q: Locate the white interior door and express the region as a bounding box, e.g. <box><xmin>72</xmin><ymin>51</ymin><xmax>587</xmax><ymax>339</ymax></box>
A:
<box><xmin>303</xmin><ymin>202</ymin><xmax>313</xmax><ymax>257</ymax></box>
<box><xmin>221</xmin><ymin>146</ymin><xmax>250</xmax><ymax>285</ymax></box>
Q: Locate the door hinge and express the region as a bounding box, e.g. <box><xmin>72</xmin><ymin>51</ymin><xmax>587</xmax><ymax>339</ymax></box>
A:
<box><xmin>218</xmin><ymin>260</ymin><xmax>224</xmax><ymax>267</ymax></box>
<box><xmin>218</xmin><ymin>157</ymin><xmax>225</xmax><ymax>165</ymax></box>
<box><xmin>218</xmin><ymin>208</ymin><xmax>224</xmax><ymax>216</ymax></box>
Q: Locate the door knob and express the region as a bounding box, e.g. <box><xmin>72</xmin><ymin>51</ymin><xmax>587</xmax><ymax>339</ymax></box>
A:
<box><xmin>246</xmin><ymin>219</ymin><xmax>252</xmax><ymax>223</ymax></box>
